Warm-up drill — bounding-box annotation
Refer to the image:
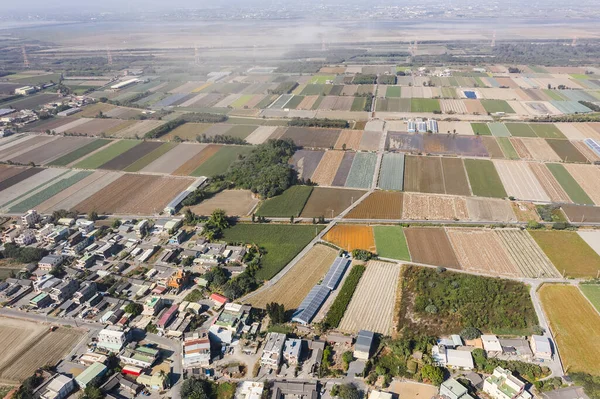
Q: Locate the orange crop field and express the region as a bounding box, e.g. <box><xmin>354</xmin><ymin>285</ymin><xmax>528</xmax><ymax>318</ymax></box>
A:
<box><xmin>324</xmin><ymin>224</ymin><xmax>376</xmax><ymax>252</ymax></box>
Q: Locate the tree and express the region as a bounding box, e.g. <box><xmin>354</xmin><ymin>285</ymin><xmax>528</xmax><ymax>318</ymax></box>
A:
<box><xmin>342</xmin><ymin>351</ymin><xmax>353</xmax><ymax>371</ymax></box>
<box><xmin>112</xmin><ymin>219</ymin><xmax>121</xmax><ymax>229</ymax></box>
<box><xmin>460</xmin><ymin>327</ymin><xmax>482</xmax><ymax>340</ymax></box>
<box><xmin>421</xmin><ymin>365</ymin><xmax>444</xmax><ymax>386</ymax></box>
<box><xmin>145</xmin><ymin>323</ymin><xmax>158</xmax><ymax>334</ymax></box>
<box><xmin>181</xmin><ymin>377</ymin><xmax>212</xmax><ymax>399</ymax></box>
<box><xmin>81</xmin><ymin>384</ymin><xmax>103</xmax><ymax>399</ymax></box>
<box><xmin>124</xmin><ymin>302</ymin><xmax>143</xmax><ymax>317</ymax></box>
<box><xmin>88</xmin><ymin>211</ymin><xmax>99</xmax><ymax>221</ymax></box>
<box><xmin>266</xmin><ymin>302</ymin><xmax>286</xmax><ymax>324</ymax></box>
<box><xmin>182</xmin><ymin>256</ymin><xmax>194</xmax><ymax>267</ymax></box>
<box><xmin>334</xmin><ymin>384</ymin><xmax>361</xmax><ymax>399</ymax></box>
<box><xmin>184</xmin><ymin>208</ymin><xmax>196</xmax><ymax>225</ymax></box>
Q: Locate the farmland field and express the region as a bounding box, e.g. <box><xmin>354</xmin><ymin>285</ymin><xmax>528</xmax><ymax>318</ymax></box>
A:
<box><xmin>335</xmin><ymin>130</ymin><xmax>363</xmax><ymax>151</ymax></box>
<box><xmin>580</xmin><ymin>284</ymin><xmax>600</xmax><ymax>313</ymax></box>
<box><xmin>345</xmin><ymin>152</ymin><xmax>377</xmax><ymax>189</ymax></box>
<box><xmin>530</xmin><ymin>124</ymin><xmax>566</xmax><ymax>139</ymax></box>
<box><xmin>100</xmin><ymin>141</ymin><xmax>163</xmax><ymax>170</ymax></box>
<box><xmin>323</xmin><ymin>224</ymin><xmax>376</xmax><ymax>252</ymax></box>
<box><xmin>402</xmin><ymin>193</ymin><xmax>468</xmax><ymax>221</ymax></box>
<box><xmin>73</xmin><ymin>140</ymin><xmax>140</xmax><ymax>169</ymax></box>
<box><xmin>447</xmin><ymin>228</ymin><xmax>520</xmax><ymax>277</ymax></box>
<box><xmin>481</xmin><ymin>136</ymin><xmax>504</xmax><ymax>158</ymax></box>
<box><xmin>410</xmin><ymin>98</ymin><xmax>441</xmax><ymax>113</ymax></box>
<box><xmin>545</xmin><ymin>139</ymin><xmax>588</xmax><ymax>163</ymax></box>
<box><xmin>530</xmin><ymin>230</ymin><xmax>600</xmax><ymax>278</ymax></box>
<box><xmin>322</xmin><ymin>264</ymin><xmax>365</xmax><ymax>328</ymax></box>
<box><xmin>495</xmin><ymin>229</ymin><xmax>559</xmax><ymax>278</ymax></box>
<box><xmin>47</xmin><ymin>139</ymin><xmax>112</xmax><ymax>166</ymax></box>
<box><xmin>441</xmin><ymin>158</ymin><xmax>471</xmax><ymax>196</ymax></box>
<box><xmin>339</xmin><ymin>260</ymin><xmax>400</xmax><ymax>335</ymax></box>
<box><xmin>480</xmin><ymin>99</ymin><xmax>515</xmax><ymax>114</ymax></box>
<box><xmin>564</xmin><ymin>163</ymin><xmax>600</xmax><ymax>204</ymax></box>
<box><xmin>221</xmin><ymin>224</ymin><xmax>324</xmax><ymax>280</ymax></box>
<box><xmin>496</xmin><ymin>137</ymin><xmax>519</xmax><ymax>159</ymax></box>
<box><xmin>403</xmin><ymin>156</ymin><xmax>444</xmax><ymax>194</ymax></box>
<box><xmin>539</xmin><ymin>285</ymin><xmax>600</xmax><ymax>375</ymax></box>
<box><xmin>311</xmin><ymin>151</ymin><xmax>345</xmax><ymax>186</ymax></box>
<box><xmin>255</xmin><ymin>186</ymin><xmax>313</xmax><ymax>217</ymax></box>
<box><xmin>344</xmin><ymin>191</ymin><xmax>403</xmax><ymax>219</ymax></box>
<box><xmin>546</xmin><ymin>163</ymin><xmax>594</xmax><ymax>205</ymax></box>
<box><xmin>190</xmin><ymin>145</ymin><xmax>253</xmax><ymax>177</ymax></box>
<box><xmin>493</xmin><ymin>160</ymin><xmax>549</xmax><ymax>201</ymax></box>
<box><xmin>505</xmin><ymin>123</ymin><xmax>537</xmax><ymax>137</ymax></box>
<box><xmin>471</xmin><ymin>123</ymin><xmax>491</xmax><ymax>135</ymax></box>
<box><xmin>246</xmin><ymin>244</ymin><xmax>338</xmax><ymax>309</ymax></box>
<box><xmin>464</xmin><ymin>159</ymin><xmax>507</xmax><ymax>198</ymax></box>
<box><xmin>300</xmin><ymin>187</ymin><xmax>366</xmax><ymax>218</ymax></box>
<box><xmin>404</xmin><ymin>227</ymin><xmax>460</xmax><ymax>268</ymax></box>
<box><xmin>188</xmin><ymin>190</ymin><xmax>258</xmax><ymax>216</ymax></box>
<box><xmin>528</xmin><ymin>163</ymin><xmax>571</xmax><ymax>203</ymax></box>
<box><xmin>172</xmin><ymin>145</ymin><xmax>219</xmax><ymax>176</ymax></box>
<box><xmin>374</xmin><ymin>226</ymin><xmax>410</xmax><ymax>261</ymax></box>
<box><xmin>289</xmin><ymin>150</ymin><xmax>325</xmax><ymax>181</ymax></box>
<box><xmin>378</xmin><ymin>153</ymin><xmax>405</xmax><ymax>191</ymax></box>
<box><xmin>123</xmin><ymin>142</ymin><xmax>178</xmax><ymax>172</ymax></box>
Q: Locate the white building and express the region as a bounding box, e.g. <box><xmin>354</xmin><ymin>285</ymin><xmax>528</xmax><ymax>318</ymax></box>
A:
<box><xmin>110</xmin><ymin>79</ymin><xmax>140</xmax><ymax>91</ymax></box>
<box><xmin>481</xmin><ymin>335</ymin><xmax>503</xmax><ymax>354</ymax></box>
<box><xmin>15</xmin><ymin>86</ymin><xmax>36</xmax><ymax>95</ymax></box>
<box><xmin>97</xmin><ymin>326</ymin><xmax>128</xmax><ymax>352</ymax></box>
<box><xmin>433</xmin><ymin>345</ymin><xmax>474</xmax><ymax>370</ymax></box>
<box><xmin>260</xmin><ymin>332</ymin><xmax>286</xmax><ymax>370</ymax></box>
<box><xmin>369</xmin><ymin>391</ymin><xmax>393</xmax><ymax>399</ymax></box>
<box><xmin>39</xmin><ymin>374</ymin><xmax>75</xmax><ymax>399</ymax></box>
<box><xmin>483</xmin><ymin>367</ymin><xmax>532</xmax><ymax>399</ymax></box>
<box><xmin>15</xmin><ymin>229</ymin><xmax>36</xmax><ymax>245</ymax></box>
<box><xmin>183</xmin><ymin>330</ymin><xmax>211</xmax><ymax>368</ymax></box>
<box><xmin>530</xmin><ymin>335</ymin><xmax>552</xmax><ymax>360</ymax></box>
<box><xmin>21</xmin><ymin>210</ymin><xmax>40</xmax><ymax>227</ymax></box>
<box><xmin>283</xmin><ymin>338</ymin><xmax>302</xmax><ymax>365</ymax></box>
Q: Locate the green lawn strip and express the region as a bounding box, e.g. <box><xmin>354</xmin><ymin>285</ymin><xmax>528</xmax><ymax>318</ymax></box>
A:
<box><xmin>464</xmin><ymin>159</ymin><xmax>507</xmax><ymax>198</ymax></box>
<box><xmin>580</xmin><ymin>284</ymin><xmax>600</xmax><ymax>312</ymax></box>
<box><xmin>73</xmin><ymin>140</ymin><xmax>140</xmax><ymax>169</ymax></box>
<box><xmin>496</xmin><ymin>137</ymin><xmax>519</xmax><ymax>159</ymax></box>
<box><xmin>386</xmin><ymin>86</ymin><xmax>401</xmax><ymax>97</ymax></box>
<box><xmin>123</xmin><ymin>142</ymin><xmax>178</xmax><ymax>172</ymax></box>
<box><xmin>410</xmin><ymin>98</ymin><xmax>441</xmax><ymax>113</ymax></box>
<box><xmin>374</xmin><ymin>226</ymin><xmax>410</xmax><ymax>261</ymax></box>
<box><xmin>530</xmin><ymin>124</ymin><xmax>566</xmax><ymax>139</ymax></box>
<box><xmin>221</xmin><ymin>224</ymin><xmax>325</xmax><ymax>280</ymax></box>
<box><xmin>546</xmin><ymin>163</ymin><xmax>594</xmax><ymax>205</ymax></box>
<box><xmin>48</xmin><ymin>139</ymin><xmax>112</xmax><ymax>166</ymax></box>
<box><xmin>471</xmin><ymin>123</ymin><xmax>491</xmax><ymax>136</ymax></box>
<box><xmin>322</xmin><ymin>265</ymin><xmax>366</xmax><ymax>328</ymax></box>
<box><xmin>190</xmin><ymin>146</ymin><xmax>253</xmax><ymax>177</ymax></box>
<box><xmin>9</xmin><ymin>171</ymin><xmax>93</xmax><ymax>213</ymax></box>
<box><xmin>255</xmin><ymin>186</ymin><xmax>313</xmax><ymax>217</ymax></box>
<box><xmin>505</xmin><ymin>123</ymin><xmax>537</xmax><ymax>137</ymax></box>
<box><xmin>480</xmin><ymin>99</ymin><xmax>515</xmax><ymax>114</ymax></box>
<box><xmin>529</xmin><ymin>230</ymin><xmax>600</xmax><ymax>278</ymax></box>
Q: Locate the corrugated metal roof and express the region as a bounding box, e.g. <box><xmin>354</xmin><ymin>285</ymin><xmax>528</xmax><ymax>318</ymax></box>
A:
<box><xmin>292</xmin><ymin>285</ymin><xmax>330</xmax><ymax>325</ymax></box>
<box><xmin>322</xmin><ymin>257</ymin><xmax>350</xmax><ymax>290</ymax></box>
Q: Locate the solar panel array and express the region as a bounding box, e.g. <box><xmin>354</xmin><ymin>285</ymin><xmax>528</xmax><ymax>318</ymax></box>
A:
<box><xmin>322</xmin><ymin>257</ymin><xmax>351</xmax><ymax>290</ymax></box>
<box><xmin>291</xmin><ymin>285</ymin><xmax>330</xmax><ymax>325</ymax></box>
<box><xmin>585</xmin><ymin>138</ymin><xmax>600</xmax><ymax>157</ymax></box>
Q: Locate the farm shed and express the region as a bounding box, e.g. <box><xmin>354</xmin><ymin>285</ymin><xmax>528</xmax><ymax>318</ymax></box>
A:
<box><xmin>164</xmin><ymin>177</ymin><xmax>208</xmax><ymax>215</ymax></box>
<box><xmin>354</xmin><ymin>330</ymin><xmax>375</xmax><ymax>360</ymax></box>
<box><xmin>446</xmin><ymin>349</ymin><xmax>474</xmax><ymax>370</ymax></box>
<box><xmin>530</xmin><ymin>335</ymin><xmax>552</xmax><ymax>360</ymax></box>
<box><xmin>321</xmin><ymin>256</ymin><xmax>350</xmax><ymax>290</ymax></box>
<box><xmin>75</xmin><ymin>362</ymin><xmax>108</xmax><ymax>389</ymax></box>
<box><xmin>481</xmin><ymin>335</ymin><xmax>503</xmax><ymax>353</ymax></box>
<box><xmin>292</xmin><ymin>285</ymin><xmax>330</xmax><ymax>325</ymax></box>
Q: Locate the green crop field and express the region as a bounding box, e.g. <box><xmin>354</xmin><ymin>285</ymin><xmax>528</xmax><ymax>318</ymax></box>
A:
<box><xmin>226</xmin><ymin>125</ymin><xmax>257</xmax><ymax>139</ymax></box>
<box><xmin>580</xmin><ymin>284</ymin><xmax>600</xmax><ymax>312</ymax></box>
<box><xmin>480</xmin><ymin>99</ymin><xmax>515</xmax><ymax>114</ymax></box>
<box><xmin>410</xmin><ymin>98</ymin><xmax>441</xmax><ymax>113</ymax></box>
<box><xmin>464</xmin><ymin>159</ymin><xmax>507</xmax><ymax>198</ymax></box>
<box><xmin>190</xmin><ymin>145</ymin><xmax>253</xmax><ymax>177</ymax></box>
<box><xmin>530</xmin><ymin>231</ymin><xmax>600</xmax><ymax>278</ymax></box>
<box><xmin>73</xmin><ymin>140</ymin><xmax>140</xmax><ymax>170</ymax></box>
<box><xmin>310</xmin><ymin>75</ymin><xmax>335</xmax><ymax>84</ymax></box>
<box><xmin>301</xmin><ymin>84</ymin><xmax>327</xmax><ymax>96</ymax></box>
<box><xmin>222</xmin><ymin>224</ymin><xmax>325</xmax><ymax>280</ymax></box>
<box><xmin>496</xmin><ymin>137</ymin><xmax>519</xmax><ymax>159</ymax></box>
<box><xmin>124</xmin><ymin>142</ymin><xmax>178</xmax><ymax>172</ymax></box>
<box><xmin>530</xmin><ymin>124</ymin><xmax>566</xmax><ymax>139</ymax></box>
<box><xmin>230</xmin><ymin>94</ymin><xmax>254</xmax><ymax>108</ymax></box>
<box><xmin>441</xmin><ymin>87</ymin><xmax>458</xmax><ymax>98</ymax></box>
<box><xmin>386</xmin><ymin>86</ymin><xmax>401</xmax><ymax>97</ymax></box>
<box><xmin>543</xmin><ymin>89</ymin><xmax>567</xmax><ymax>101</ymax></box>
<box><xmin>505</xmin><ymin>123</ymin><xmax>536</xmax><ymax>137</ymax></box>
<box><xmin>350</xmin><ymin>97</ymin><xmax>367</xmax><ymax>111</ymax></box>
<box><xmin>546</xmin><ymin>163</ymin><xmax>594</xmax><ymax>205</ymax></box>
<box><xmin>256</xmin><ymin>186</ymin><xmax>313</xmax><ymax>217</ymax></box>
<box><xmin>374</xmin><ymin>226</ymin><xmax>410</xmax><ymax>261</ymax></box>
<box><xmin>285</xmin><ymin>95</ymin><xmax>304</xmax><ymax>109</ymax></box>
<box><xmin>471</xmin><ymin>123</ymin><xmax>491</xmax><ymax>136</ymax></box>
<box><xmin>48</xmin><ymin>139</ymin><xmax>112</xmax><ymax>166</ymax></box>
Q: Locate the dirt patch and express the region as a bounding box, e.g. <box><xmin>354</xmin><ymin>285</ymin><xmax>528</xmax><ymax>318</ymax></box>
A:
<box><xmin>311</xmin><ymin>151</ymin><xmax>345</xmax><ymax>186</ymax></box>
<box><xmin>300</xmin><ymin>187</ymin><xmax>366</xmax><ymax>218</ymax></box>
<box><xmin>282</xmin><ymin>127</ymin><xmax>340</xmax><ymax>149</ymax></box>
<box><xmin>564</xmin><ymin>163</ymin><xmax>600</xmax><ymax>204</ymax></box>
<box><xmin>511</xmin><ymin>201</ymin><xmax>541</xmax><ymax>222</ymax></box>
<box><xmin>334</xmin><ymin>130</ymin><xmax>363</xmax><ymax>150</ymax></box>
<box><xmin>520</xmin><ymin>138</ymin><xmax>561</xmax><ymax>162</ymax></box>
<box><xmin>188</xmin><ymin>190</ymin><xmax>258</xmax><ymax>216</ymax></box>
<box><xmin>331</xmin><ymin>152</ymin><xmax>355</xmax><ymax>186</ymax></box>
<box><xmin>289</xmin><ymin>150</ymin><xmax>325</xmax><ymax>181</ymax></box>
<box><xmin>402</xmin><ymin>193</ymin><xmax>468</xmax><ymax>221</ymax></box>
<box><xmin>441</xmin><ymin>157</ymin><xmax>470</xmax><ymax>196</ymax></box>
<box><xmin>465</xmin><ymin>197</ymin><xmax>516</xmax><ymax>222</ymax></box>
<box><xmin>403</xmin><ymin>156</ymin><xmax>445</xmax><ymax>194</ymax></box>
<box><xmin>404</xmin><ymin>227</ymin><xmax>460</xmax><ymax>268</ymax></box>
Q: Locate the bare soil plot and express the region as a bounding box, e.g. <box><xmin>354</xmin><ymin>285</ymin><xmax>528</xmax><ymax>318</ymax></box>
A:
<box><xmin>545</xmin><ymin>139</ymin><xmax>588</xmax><ymax>163</ymax></box>
<box><xmin>142</xmin><ymin>143</ymin><xmax>205</xmax><ymax>174</ymax></box>
<box><xmin>555</xmin><ymin>123</ymin><xmax>587</xmax><ymax>140</ymax></box>
<box><xmin>345</xmin><ymin>191</ymin><xmax>403</xmax><ymax>219</ymax></box>
<box><xmin>0</xmin><ymin>167</ymin><xmax>43</xmax><ymax>193</ymax></box>
<box><xmin>520</xmin><ymin>138</ymin><xmax>561</xmax><ymax>161</ymax></box>
<box><xmin>389</xmin><ymin>381</ymin><xmax>438</xmax><ymax>399</ymax></box>
<box><xmin>447</xmin><ymin>228</ymin><xmax>520</xmax><ymax>277</ymax></box>
<box><xmin>8</xmin><ymin>137</ymin><xmax>93</xmax><ymax>165</ymax></box>
<box><xmin>464</xmin><ymin>99</ymin><xmax>487</xmax><ymax>114</ymax></box>
<box><xmin>66</xmin><ymin>118</ymin><xmax>125</xmax><ymax>135</ymax></box>
<box><xmin>112</xmin><ymin>120</ymin><xmax>165</xmax><ymax>138</ymax></box>
<box><xmin>511</xmin><ymin>201</ymin><xmax>541</xmax><ymax>222</ymax></box>
<box><xmin>324</xmin><ymin>224</ymin><xmax>376</xmax><ymax>252</ymax></box>
<box><xmin>440</xmin><ymin>99</ymin><xmax>468</xmax><ymax>114</ymax></box>
<box><xmin>572</xmin><ymin>140</ymin><xmax>600</xmax><ymax>163</ymax></box>
<box><xmin>0</xmin><ymin>135</ymin><xmax>56</xmax><ymax>160</ymax></box>
<box><xmin>422</xmin><ymin>135</ymin><xmax>489</xmax><ymax>157</ymax></box>
<box><xmin>300</xmin><ymin>187</ymin><xmax>366</xmax><ymax>218</ymax></box>
<box><xmin>73</xmin><ymin>174</ymin><xmax>193</xmax><ymax>215</ymax></box>
<box><xmin>359</xmin><ymin>130</ymin><xmax>381</xmax><ymax>151</ymax></box>
<box><xmin>282</xmin><ymin>127</ymin><xmax>340</xmax><ymax>149</ymax></box>
<box><xmin>403</xmin><ymin>156</ymin><xmax>445</xmax><ymax>194</ymax></box>
<box><xmin>402</xmin><ymin>193</ymin><xmax>468</xmax><ymax>221</ymax></box>
<box><xmin>509</xmin><ymin>138</ymin><xmax>533</xmax><ymax>159</ymax></box>
<box><xmin>437</xmin><ymin>121</ymin><xmax>474</xmax><ymax>135</ymax></box>
<box><xmin>339</xmin><ymin>260</ymin><xmax>400</xmax><ymax>335</ymax></box>
<box><xmin>0</xmin><ymin>165</ymin><xmax>29</xmax><ymax>185</ymax></box>
<box><xmin>28</xmin><ymin>117</ymin><xmax>77</xmax><ymax>133</ymax></box>
<box><xmin>466</xmin><ymin>197</ymin><xmax>516</xmax><ymax>222</ymax></box>
<box><xmin>563</xmin><ymin>163</ymin><xmax>600</xmax><ymax>204</ymax></box>
<box><xmin>334</xmin><ymin>130</ymin><xmax>363</xmax><ymax>150</ymax></box>
<box><xmin>563</xmin><ymin>204</ymin><xmax>600</xmax><ymax>223</ymax></box>
<box><xmin>245</xmin><ymin>126</ymin><xmax>277</xmax><ymax>145</ymax></box>
<box><xmin>188</xmin><ymin>190</ymin><xmax>258</xmax><ymax>216</ymax></box>
<box><xmin>441</xmin><ymin>157</ymin><xmax>471</xmax><ymax>196</ymax></box>
<box><xmin>494</xmin><ymin>229</ymin><xmax>559</xmax><ymax>278</ymax></box>
<box><xmin>577</xmin><ymin>230</ymin><xmax>600</xmax><ymax>258</ymax></box>
<box><xmin>492</xmin><ymin>160</ymin><xmax>550</xmax><ymax>201</ymax></box>
<box><xmin>247</xmin><ymin>244</ymin><xmax>338</xmax><ymax>309</ymax></box>
<box><xmin>311</xmin><ymin>151</ymin><xmax>345</xmax><ymax>186</ymax></box>
<box><xmin>404</xmin><ymin>227</ymin><xmax>460</xmax><ymax>268</ymax></box>
<box><xmin>331</xmin><ymin>152</ymin><xmax>355</xmax><ymax>186</ymax></box>
<box><xmin>528</xmin><ymin>163</ymin><xmax>571</xmax><ymax>203</ymax></box>
<box><xmin>481</xmin><ymin>136</ymin><xmax>504</xmax><ymax>158</ymax></box>
<box><xmin>99</xmin><ymin>141</ymin><xmax>163</xmax><ymax>170</ymax></box>
<box><xmin>172</xmin><ymin>145</ymin><xmax>220</xmax><ymax>176</ymax></box>
<box><xmin>289</xmin><ymin>150</ymin><xmax>325</xmax><ymax>181</ymax></box>
<box><xmin>539</xmin><ymin>285</ymin><xmax>600</xmax><ymax>375</ymax></box>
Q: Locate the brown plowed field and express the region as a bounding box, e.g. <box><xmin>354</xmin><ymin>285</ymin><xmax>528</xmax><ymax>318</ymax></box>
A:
<box><xmin>481</xmin><ymin>136</ymin><xmax>504</xmax><ymax>158</ymax></box>
<box><xmin>441</xmin><ymin>157</ymin><xmax>471</xmax><ymax>196</ymax></box>
<box><xmin>297</xmin><ymin>95</ymin><xmax>320</xmax><ymax>110</ymax></box>
<box><xmin>311</xmin><ymin>151</ymin><xmax>345</xmax><ymax>186</ymax></box>
<box><xmin>99</xmin><ymin>141</ymin><xmax>163</xmax><ymax>170</ymax></box>
<box><xmin>73</xmin><ymin>174</ymin><xmax>193</xmax><ymax>215</ymax></box>
<box><xmin>0</xmin><ymin>165</ymin><xmax>28</xmax><ymax>184</ymax></box>
<box><xmin>509</xmin><ymin>138</ymin><xmax>533</xmax><ymax>159</ymax></box>
<box><xmin>323</xmin><ymin>224</ymin><xmax>376</xmax><ymax>252</ymax></box>
<box><xmin>466</xmin><ymin>197</ymin><xmax>517</xmax><ymax>222</ymax></box>
<box><xmin>546</xmin><ymin>139</ymin><xmax>588</xmax><ymax>163</ymax></box>
<box><xmin>464</xmin><ymin>99</ymin><xmax>487</xmax><ymax>114</ymax></box>
<box><xmin>511</xmin><ymin>201</ymin><xmax>541</xmax><ymax>222</ymax></box>
<box><xmin>447</xmin><ymin>228</ymin><xmax>520</xmax><ymax>277</ymax></box>
<box><xmin>528</xmin><ymin>163</ymin><xmax>571</xmax><ymax>202</ymax></box>
<box><xmin>562</xmin><ymin>204</ymin><xmax>600</xmax><ymax>223</ymax></box>
<box><xmin>282</xmin><ymin>127</ymin><xmax>340</xmax><ymax>149</ymax></box>
<box><xmin>334</xmin><ymin>130</ymin><xmax>363</xmax><ymax>150</ymax></box>
<box><xmin>403</xmin><ymin>156</ymin><xmax>445</xmax><ymax>194</ymax></box>
<box><xmin>520</xmin><ymin>138</ymin><xmax>561</xmax><ymax>161</ymax></box>
<box><xmin>0</xmin><ymin>167</ymin><xmax>43</xmax><ymax>193</ymax></box>
<box><xmin>188</xmin><ymin>190</ymin><xmax>258</xmax><ymax>216</ymax></box>
<box><xmin>247</xmin><ymin>244</ymin><xmax>338</xmax><ymax>309</ymax></box>
<box><xmin>66</xmin><ymin>118</ymin><xmax>125</xmax><ymax>135</ymax></box>
<box><xmin>402</xmin><ymin>193</ymin><xmax>468</xmax><ymax>221</ymax></box>
<box><xmin>572</xmin><ymin>140</ymin><xmax>600</xmax><ymax>163</ymax></box>
<box><xmin>404</xmin><ymin>227</ymin><xmax>460</xmax><ymax>268</ymax></box>
<box><xmin>172</xmin><ymin>145</ymin><xmax>221</xmax><ymax>176</ymax></box>
<box><xmin>494</xmin><ymin>229</ymin><xmax>560</xmax><ymax>278</ymax></box>
<box><xmin>564</xmin><ymin>163</ymin><xmax>600</xmax><ymax>204</ymax></box>
<box><xmin>344</xmin><ymin>191</ymin><xmax>403</xmax><ymax>219</ymax></box>
<box><xmin>300</xmin><ymin>187</ymin><xmax>366</xmax><ymax>218</ymax></box>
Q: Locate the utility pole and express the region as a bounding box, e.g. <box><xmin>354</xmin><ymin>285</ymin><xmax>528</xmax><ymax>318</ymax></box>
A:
<box><xmin>22</xmin><ymin>46</ymin><xmax>30</xmax><ymax>68</ymax></box>
<box><xmin>491</xmin><ymin>31</ymin><xmax>496</xmax><ymax>47</ymax></box>
<box><xmin>194</xmin><ymin>45</ymin><xmax>200</xmax><ymax>65</ymax></box>
<box><xmin>106</xmin><ymin>47</ymin><xmax>113</xmax><ymax>66</ymax></box>
<box><xmin>572</xmin><ymin>36</ymin><xmax>577</xmax><ymax>47</ymax></box>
